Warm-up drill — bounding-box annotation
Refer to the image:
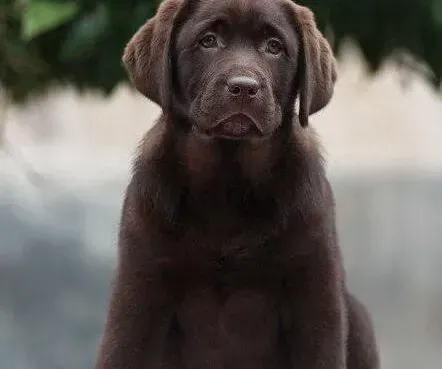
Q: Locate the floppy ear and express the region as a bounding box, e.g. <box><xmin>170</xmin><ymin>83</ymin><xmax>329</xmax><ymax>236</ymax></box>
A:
<box><xmin>290</xmin><ymin>3</ymin><xmax>337</xmax><ymax>127</ymax></box>
<box><xmin>122</xmin><ymin>0</ymin><xmax>185</xmax><ymax>106</ymax></box>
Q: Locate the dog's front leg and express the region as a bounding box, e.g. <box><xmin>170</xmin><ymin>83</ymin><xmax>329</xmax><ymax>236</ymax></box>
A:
<box><xmin>95</xmin><ymin>200</ymin><xmax>174</xmax><ymax>369</ymax></box>
<box><xmin>94</xmin><ymin>249</ymin><xmax>173</xmax><ymax>369</ymax></box>
<box><xmin>283</xmin><ymin>245</ymin><xmax>348</xmax><ymax>369</ymax></box>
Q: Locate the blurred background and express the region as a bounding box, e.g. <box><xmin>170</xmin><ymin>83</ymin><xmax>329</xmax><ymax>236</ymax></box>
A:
<box><xmin>1</xmin><ymin>0</ymin><xmax>442</xmax><ymax>368</ymax></box>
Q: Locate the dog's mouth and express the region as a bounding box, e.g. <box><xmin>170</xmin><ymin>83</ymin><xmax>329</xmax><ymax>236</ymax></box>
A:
<box><xmin>209</xmin><ymin>113</ymin><xmax>262</xmax><ymax>139</ymax></box>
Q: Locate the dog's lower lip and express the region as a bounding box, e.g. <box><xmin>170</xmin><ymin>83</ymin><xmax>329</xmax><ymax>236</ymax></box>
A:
<box><xmin>211</xmin><ymin>114</ymin><xmax>261</xmax><ymax>138</ymax></box>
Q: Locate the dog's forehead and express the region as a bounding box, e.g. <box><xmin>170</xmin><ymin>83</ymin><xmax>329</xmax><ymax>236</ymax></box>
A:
<box><xmin>189</xmin><ymin>0</ymin><xmax>290</xmax><ymax>29</ymax></box>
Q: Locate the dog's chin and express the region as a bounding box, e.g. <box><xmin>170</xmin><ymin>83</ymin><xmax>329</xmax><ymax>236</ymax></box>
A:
<box><xmin>212</xmin><ymin>113</ymin><xmax>263</xmax><ymax>140</ymax></box>
<box><xmin>192</xmin><ymin>113</ymin><xmax>276</xmax><ymax>141</ymax></box>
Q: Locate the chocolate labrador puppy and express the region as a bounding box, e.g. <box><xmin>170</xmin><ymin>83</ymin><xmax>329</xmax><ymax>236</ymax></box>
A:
<box><xmin>95</xmin><ymin>0</ymin><xmax>379</xmax><ymax>368</ymax></box>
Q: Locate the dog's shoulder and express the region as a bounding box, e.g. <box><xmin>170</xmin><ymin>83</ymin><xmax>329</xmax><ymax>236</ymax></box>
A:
<box><xmin>134</xmin><ymin>117</ymin><xmax>169</xmax><ymax>167</ymax></box>
<box><xmin>127</xmin><ymin>116</ymin><xmax>184</xmax><ymax>227</ymax></box>
<box><xmin>291</xmin><ymin>121</ymin><xmax>325</xmax><ymax>164</ymax></box>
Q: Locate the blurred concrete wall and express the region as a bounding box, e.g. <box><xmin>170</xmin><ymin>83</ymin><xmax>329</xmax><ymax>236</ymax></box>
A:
<box><xmin>1</xmin><ymin>45</ymin><xmax>442</xmax><ymax>369</ymax></box>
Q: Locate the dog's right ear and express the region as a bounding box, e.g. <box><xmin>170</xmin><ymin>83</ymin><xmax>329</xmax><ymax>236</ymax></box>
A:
<box><xmin>122</xmin><ymin>0</ymin><xmax>185</xmax><ymax>106</ymax></box>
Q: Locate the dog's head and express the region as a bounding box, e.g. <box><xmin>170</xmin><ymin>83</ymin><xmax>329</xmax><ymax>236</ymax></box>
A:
<box><xmin>123</xmin><ymin>0</ymin><xmax>336</xmax><ymax>140</ymax></box>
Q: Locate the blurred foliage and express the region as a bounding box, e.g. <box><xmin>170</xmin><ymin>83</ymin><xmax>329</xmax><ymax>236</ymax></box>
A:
<box><xmin>0</xmin><ymin>0</ymin><xmax>442</xmax><ymax>103</ymax></box>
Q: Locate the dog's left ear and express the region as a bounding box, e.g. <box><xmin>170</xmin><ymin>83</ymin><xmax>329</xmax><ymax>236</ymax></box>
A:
<box><xmin>288</xmin><ymin>3</ymin><xmax>337</xmax><ymax>127</ymax></box>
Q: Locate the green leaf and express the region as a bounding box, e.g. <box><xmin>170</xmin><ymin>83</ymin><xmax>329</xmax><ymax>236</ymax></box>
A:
<box><xmin>59</xmin><ymin>4</ymin><xmax>110</xmax><ymax>61</ymax></box>
<box><xmin>433</xmin><ymin>0</ymin><xmax>442</xmax><ymax>27</ymax></box>
<box><xmin>22</xmin><ymin>0</ymin><xmax>80</xmax><ymax>41</ymax></box>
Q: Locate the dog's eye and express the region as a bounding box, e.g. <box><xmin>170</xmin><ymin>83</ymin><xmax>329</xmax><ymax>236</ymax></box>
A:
<box><xmin>266</xmin><ymin>38</ymin><xmax>283</xmax><ymax>55</ymax></box>
<box><xmin>200</xmin><ymin>33</ymin><xmax>218</xmax><ymax>48</ymax></box>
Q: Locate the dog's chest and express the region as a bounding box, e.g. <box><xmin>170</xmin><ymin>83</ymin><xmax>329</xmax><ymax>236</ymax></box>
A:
<box><xmin>160</xmin><ymin>230</ymin><xmax>286</xmax><ymax>293</ymax></box>
<box><xmin>174</xmin><ymin>288</ymin><xmax>284</xmax><ymax>368</ymax></box>
<box><xmin>158</xmin><ymin>216</ymin><xmax>293</xmax><ymax>368</ymax></box>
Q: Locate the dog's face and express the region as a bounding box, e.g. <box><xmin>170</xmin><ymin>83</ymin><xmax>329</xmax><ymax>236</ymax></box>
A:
<box><xmin>173</xmin><ymin>0</ymin><xmax>299</xmax><ymax>139</ymax></box>
<box><xmin>123</xmin><ymin>0</ymin><xmax>337</xmax><ymax>139</ymax></box>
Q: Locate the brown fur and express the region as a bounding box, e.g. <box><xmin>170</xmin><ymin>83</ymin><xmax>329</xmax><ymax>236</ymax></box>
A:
<box><xmin>95</xmin><ymin>1</ymin><xmax>379</xmax><ymax>368</ymax></box>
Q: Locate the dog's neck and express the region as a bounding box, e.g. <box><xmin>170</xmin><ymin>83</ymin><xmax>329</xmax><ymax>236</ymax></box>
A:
<box><xmin>133</xmin><ymin>114</ymin><xmax>326</xmax><ymax>231</ymax></box>
<box><xmin>176</xmin><ymin>130</ymin><xmax>278</xmax><ymax>187</ymax></box>
<box><xmin>169</xmin><ymin>112</ymin><xmax>298</xmax><ymax>184</ymax></box>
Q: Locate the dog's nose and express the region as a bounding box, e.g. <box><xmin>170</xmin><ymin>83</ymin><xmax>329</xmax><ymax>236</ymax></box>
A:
<box><xmin>227</xmin><ymin>76</ymin><xmax>260</xmax><ymax>97</ymax></box>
